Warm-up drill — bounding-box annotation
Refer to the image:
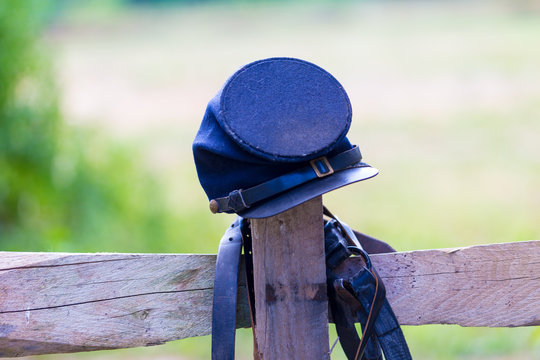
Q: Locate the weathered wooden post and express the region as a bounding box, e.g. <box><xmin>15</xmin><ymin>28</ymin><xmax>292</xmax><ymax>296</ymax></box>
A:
<box><xmin>251</xmin><ymin>197</ymin><xmax>328</xmax><ymax>359</ymax></box>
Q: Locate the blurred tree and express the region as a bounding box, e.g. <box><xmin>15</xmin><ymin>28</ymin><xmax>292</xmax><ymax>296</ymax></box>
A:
<box><xmin>0</xmin><ymin>0</ymin><xmax>61</xmax><ymax>233</ymax></box>
<box><xmin>0</xmin><ymin>0</ymin><xmax>179</xmax><ymax>253</ymax></box>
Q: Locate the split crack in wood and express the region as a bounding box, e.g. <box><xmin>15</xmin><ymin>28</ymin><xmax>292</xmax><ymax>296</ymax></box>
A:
<box><xmin>381</xmin><ymin>269</ymin><xmax>480</xmax><ymax>278</ymax></box>
<box><xmin>0</xmin><ymin>258</ymin><xmax>136</xmax><ymax>272</ymax></box>
<box><xmin>0</xmin><ymin>287</ymin><xmax>212</xmax><ymax>314</ymax></box>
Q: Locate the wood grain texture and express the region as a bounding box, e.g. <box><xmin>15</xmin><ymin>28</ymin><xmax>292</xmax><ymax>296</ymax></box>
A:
<box><xmin>369</xmin><ymin>240</ymin><xmax>540</xmax><ymax>327</ymax></box>
<box><xmin>0</xmin><ymin>240</ymin><xmax>537</xmax><ymax>356</ymax></box>
<box><xmin>251</xmin><ymin>197</ymin><xmax>329</xmax><ymax>360</ymax></box>
<box><xmin>0</xmin><ymin>252</ymin><xmax>250</xmax><ymax>357</ymax></box>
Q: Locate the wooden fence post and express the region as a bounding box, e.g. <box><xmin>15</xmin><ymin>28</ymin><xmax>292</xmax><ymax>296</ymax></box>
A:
<box><xmin>250</xmin><ymin>196</ymin><xmax>329</xmax><ymax>359</ymax></box>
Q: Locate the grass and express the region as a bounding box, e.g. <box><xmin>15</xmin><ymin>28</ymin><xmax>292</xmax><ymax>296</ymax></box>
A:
<box><xmin>24</xmin><ymin>0</ymin><xmax>540</xmax><ymax>358</ymax></box>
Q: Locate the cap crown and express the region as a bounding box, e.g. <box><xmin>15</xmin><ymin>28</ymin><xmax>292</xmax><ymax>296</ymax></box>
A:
<box><xmin>193</xmin><ymin>57</ymin><xmax>356</xmax><ymax>207</ymax></box>
<box><xmin>218</xmin><ymin>58</ymin><xmax>352</xmax><ymax>161</ymax></box>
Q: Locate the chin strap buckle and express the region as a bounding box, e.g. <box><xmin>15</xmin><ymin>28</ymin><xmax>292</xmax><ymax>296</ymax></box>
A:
<box><xmin>310</xmin><ymin>156</ymin><xmax>334</xmax><ymax>178</ymax></box>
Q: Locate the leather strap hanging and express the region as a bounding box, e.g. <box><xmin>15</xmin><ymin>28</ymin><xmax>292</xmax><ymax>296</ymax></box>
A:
<box><xmin>211</xmin><ymin>217</ymin><xmax>243</xmax><ymax>360</ymax></box>
<box><xmin>323</xmin><ymin>209</ymin><xmax>412</xmax><ymax>360</ymax></box>
<box><xmin>211</xmin><ymin>211</ymin><xmax>411</xmax><ymax>360</ymax></box>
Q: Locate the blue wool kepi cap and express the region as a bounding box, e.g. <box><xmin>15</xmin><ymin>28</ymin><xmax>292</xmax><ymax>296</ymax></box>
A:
<box><xmin>193</xmin><ymin>57</ymin><xmax>378</xmax><ymax>218</ymax></box>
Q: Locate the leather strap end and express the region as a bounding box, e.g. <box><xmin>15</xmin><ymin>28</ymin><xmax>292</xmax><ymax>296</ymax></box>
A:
<box><xmin>209</xmin><ymin>199</ymin><xmax>219</xmax><ymax>214</ymax></box>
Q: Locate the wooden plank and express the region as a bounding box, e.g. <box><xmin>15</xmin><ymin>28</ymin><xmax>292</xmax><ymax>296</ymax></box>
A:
<box><xmin>0</xmin><ymin>252</ymin><xmax>250</xmax><ymax>357</ymax></box>
<box><xmin>251</xmin><ymin>197</ymin><xmax>329</xmax><ymax>359</ymax></box>
<box><xmin>0</xmin><ymin>240</ymin><xmax>537</xmax><ymax>356</ymax></box>
<box><xmin>371</xmin><ymin>240</ymin><xmax>540</xmax><ymax>327</ymax></box>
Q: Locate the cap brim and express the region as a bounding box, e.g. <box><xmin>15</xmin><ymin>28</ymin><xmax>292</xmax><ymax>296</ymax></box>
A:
<box><xmin>238</xmin><ymin>165</ymin><xmax>378</xmax><ymax>219</ymax></box>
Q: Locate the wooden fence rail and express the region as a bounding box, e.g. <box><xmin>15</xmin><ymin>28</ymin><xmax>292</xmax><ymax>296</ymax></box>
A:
<box><xmin>0</xmin><ymin>240</ymin><xmax>538</xmax><ymax>357</ymax></box>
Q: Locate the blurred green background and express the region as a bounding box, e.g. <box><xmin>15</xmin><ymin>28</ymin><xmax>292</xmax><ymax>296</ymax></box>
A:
<box><xmin>1</xmin><ymin>0</ymin><xmax>540</xmax><ymax>359</ymax></box>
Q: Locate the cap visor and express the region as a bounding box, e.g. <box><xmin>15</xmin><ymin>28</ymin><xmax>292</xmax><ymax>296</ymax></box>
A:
<box><xmin>238</xmin><ymin>165</ymin><xmax>378</xmax><ymax>219</ymax></box>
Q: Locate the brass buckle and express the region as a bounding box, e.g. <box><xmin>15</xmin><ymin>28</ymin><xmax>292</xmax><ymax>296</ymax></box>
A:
<box><xmin>310</xmin><ymin>156</ymin><xmax>334</xmax><ymax>178</ymax></box>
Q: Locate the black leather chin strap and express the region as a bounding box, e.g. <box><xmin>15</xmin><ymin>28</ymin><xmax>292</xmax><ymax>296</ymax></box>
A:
<box><xmin>210</xmin><ymin>146</ymin><xmax>364</xmax><ymax>214</ymax></box>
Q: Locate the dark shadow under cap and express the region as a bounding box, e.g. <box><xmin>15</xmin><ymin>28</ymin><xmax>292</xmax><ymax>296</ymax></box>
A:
<box><xmin>193</xmin><ymin>57</ymin><xmax>378</xmax><ymax>218</ymax></box>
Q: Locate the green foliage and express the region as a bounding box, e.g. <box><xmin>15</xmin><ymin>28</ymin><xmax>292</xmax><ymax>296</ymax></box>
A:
<box><xmin>0</xmin><ymin>0</ymin><xmax>61</xmax><ymax>240</ymax></box>
<box><xmin>0</xmin><ymin>0</ymin><xmax>211</xmax><ymax>254</ymax></box>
